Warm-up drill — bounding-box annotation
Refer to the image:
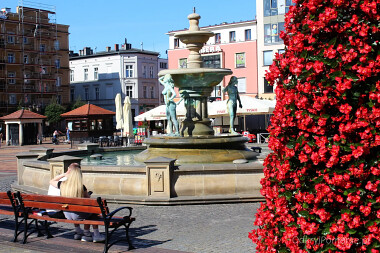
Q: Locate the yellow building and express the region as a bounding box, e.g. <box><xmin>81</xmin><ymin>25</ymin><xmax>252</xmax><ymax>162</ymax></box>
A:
<box><xmin>0</xmin><ymin>5</ymin><xmax>69</xmax><ymax>116</ymax></box>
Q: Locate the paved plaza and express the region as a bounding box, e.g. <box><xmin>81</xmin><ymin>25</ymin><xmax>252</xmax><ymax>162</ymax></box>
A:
<box><xmin>0</xmin><ymin>141</ymin><xmax>264</xmax><ymax>252</ymax></box>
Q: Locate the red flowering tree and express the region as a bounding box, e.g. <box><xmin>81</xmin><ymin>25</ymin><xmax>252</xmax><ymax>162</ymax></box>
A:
<box><xmin>250</xmin><ymin>0</ymin><xmax>380</xmax><ymax>252</ymax></box>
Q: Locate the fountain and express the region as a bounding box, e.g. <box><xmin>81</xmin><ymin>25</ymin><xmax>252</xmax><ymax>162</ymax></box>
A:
<box><xmin>13</xmin><ymin>11</ymin><xmax>263</xmax><ymax>205</ymax></box>
<box><xmin>135</xmin><ymin>10</ymin><xmax>258</xmax><ymax>164</ymax></box>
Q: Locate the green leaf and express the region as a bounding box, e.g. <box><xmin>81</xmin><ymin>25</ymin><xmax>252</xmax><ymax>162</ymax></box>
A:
<box><xmin>330</xmin><ymin>71</ymin><xmax>343</xmax><ymax>79</ymax></box>
<box><xmin>322</xmin><ymin>226</ymin><xmax>331</xmax><ymax>235</ymax></box>
<box><xmin>347</xmin><ymin>229</ymin><xmax>357</xmax><ymax>235</ymax></box>
<box><xmin>284</xmin><ymin>191</ymin><xmax>293</xmax><ymax>201</ymax></box>
<box><xmin>346</xmin><ymin>72</ymin><xmax>359</xmax><ymax>81</ymax></box>
<box><xmin>328</xmin><ymin>37</ymin><xmax>337</xmax><ymax>45</ymax></box>
<box><xmin>313</xmin><ymin>176</ymin><xmax>324</xmax><ymax>184</ymax></box>
<box><xmin>286</xmin><ymin>142</ymin><xmax>295</xmax><ymax>149</ymax></box>
<box><xmin>298</xmin><ymin>210</ymin><xmax>310</xmax><ymax>218</ymax></box>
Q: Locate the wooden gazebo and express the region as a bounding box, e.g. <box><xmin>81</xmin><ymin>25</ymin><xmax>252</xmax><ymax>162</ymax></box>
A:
<box><xmin>61</xmin><ymin>104</ymin><xmax>115</xmax><ymax>139</ymax></box>
<box><xmin>0</xmin><ymin>109</ymin><xmax>46</xmax><ymax>145</ymax></box>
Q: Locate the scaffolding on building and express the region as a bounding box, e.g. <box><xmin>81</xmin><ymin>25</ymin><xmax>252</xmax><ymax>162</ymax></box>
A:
<box><xmin>0</xmin><ymin>0</ymin><xmax>60</xmax><ymax>114</ymax></box>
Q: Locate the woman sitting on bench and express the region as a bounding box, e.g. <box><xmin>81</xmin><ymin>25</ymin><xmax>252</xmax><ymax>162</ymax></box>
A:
<box><xmin>49</xmin><ymin>164</ymin><xmax>105</xmax><ymax>243</ymax></box>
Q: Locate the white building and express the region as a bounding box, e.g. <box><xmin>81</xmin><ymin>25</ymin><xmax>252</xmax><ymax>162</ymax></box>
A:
<box><xmin>69</xmin><ymin>43</ymin><xmax>168</xmax><ymax>121</ymax></box>
<box><xmin>256</xmin><ymin>0</ymin><xmax>293</xmax><ymax>99</ymax></box>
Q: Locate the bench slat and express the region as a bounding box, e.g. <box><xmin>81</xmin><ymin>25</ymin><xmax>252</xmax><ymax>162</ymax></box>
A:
<box><xmin>22</xmin><ymin>194</ymin><xmax>100</xmax><ymax>207</ymax></box>
<box><xmin>27</xmin><ymin>214</ymin><xmax>135</xmax><ymax>226</ymax></box>
<box><xmin>23</xmin><ymin>200</ymin><xmax>102</xmax><ymax>214</ymax></box>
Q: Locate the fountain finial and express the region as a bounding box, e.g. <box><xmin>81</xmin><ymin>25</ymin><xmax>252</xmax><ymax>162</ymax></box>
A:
<box><xmin>193</xmin><ymin>7</ymin><xmax>195</xmax><ymax>13</ymax></box>
<box><xmin>187</xmin><ymin>10</ymin><xmax>200</xmax><ymax>31</ymax></box>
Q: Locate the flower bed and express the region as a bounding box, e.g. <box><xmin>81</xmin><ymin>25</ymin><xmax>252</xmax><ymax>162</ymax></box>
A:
<box><xmin>250</xmin><ymin>0</ymin><xmax>380</xmax><ymax>252</ymax></box>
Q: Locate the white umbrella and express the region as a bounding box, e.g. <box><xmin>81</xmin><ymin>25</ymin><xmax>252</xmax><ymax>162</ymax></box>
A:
<box><xmin>115</xmin><ymin>93</ymin><xmax>123</xmax><ymax>130</ymax></box>
<box><xmin>208</xmin><ymin>96</ymin><xmax>275</xmax><ymax>117</ymax></box>
<box><xmin>123</xmin><ymin>96</ymin><xmax>133</xmax><ymax>137</ymax></box>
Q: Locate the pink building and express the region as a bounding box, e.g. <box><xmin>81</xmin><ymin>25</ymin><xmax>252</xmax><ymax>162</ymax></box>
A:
<box><xmin>167</xmin><ymin>20</ymin><xmax>257</xmax><ymax>101</ymax></box>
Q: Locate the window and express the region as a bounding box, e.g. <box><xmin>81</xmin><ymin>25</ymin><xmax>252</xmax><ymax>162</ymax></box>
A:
<box><xmin>245</xmin><ymin>29</ymin><xmax>252</xmax><ymax>41</ymax></box>
<box><xmin>54</xmin><ymin>40</ymin><xmax>60</xmax><ymax>50</ymax></box>
<box><xmin>149</xmin><ymin>66</ymin><xmax>154</xmax><ymax>78</ymax></box>
<box><xmin>201</xmin><ymin>54</ymin><xmax>221</xmax><ymax>68</ymax></box>
<box><xmin>143</xmin><ymin>66</ymin><xmax>147</xmax><ymax>78</ymax></box>
<box><xmin>8</xmin><ymin>72</ymin><xmax>15</xmax><ymax>84</ymax></box>
<box><xmin>7</xmin><ymin>34</ymin><xmax>14</xmax><ymax>44</ymax></box>
<box><xmin>264</xmin><ymin>0</ymin><xmax>280</xmax><ymax>16</ymax></box>
<box><xmin>56</xmin><ymin>76</ymin><xmax>61</xmax><ymax>87</ymax></box>
<box><xmin>23</xmin><ymin>54</ymin><xmax>29</xmax><ymax>64</ymax></box>
<box><xmin>84</xmin><ymin>87</ymin><xmax>89</xmax><ymax>100</ymax></box>
<box><xmin>40</xmin><ymin>44</ymin><xmax>45</xmax><ymax>52</ymax></box>
<box><xmin>9</xmin><ymin>94</ymin><xmax>16</xmax><ymax>105</ymax></box>
<box><xmin>236</xmin><ymin>53</ymin><xmax>246</xmax><ymax>68</ymax></box>
<box><xmin>95</xmin><ymin>87</ymin><xmax>100</xmax><ymax>100</ymax></box>
<box><xmin>57</xmin><ymin>95</ymin><xmax>62</xmax><ymax>104</ymax></box>
<box><xmin>84</xmin><ymin>68</ymin><xmax>88</xmax><ymax>81</ymax></box>
<box><xmin>70</xmin><ymin>70</ymin><xmax>74</xmax><ymax>82</ymax></box>
<box><xmin>23</xmin><ymin>37</ymin><xmax>28</xmax><ymax>44</ymax></box>
<box><xmin>55</xmin><ymin>59</ymin><xmax>60</xmax><ymax>69</ymax></box>
<box><xmin>264</xmin><ymin>78</ymin><xmax>274</xmax><ymax>93</ymax></box>
<box><xmin>7</xmin><ymin>53</ymin><xmax>15</xmax><ymax>63</ymax></box>
<box><xmin>179</xmin><ymin>58</ymin><xmax>187</xmax><ymax>68</ymax></box>
<box><xmin>150</xmin><ymin>86</ymin><xmax>154</xmax><ymax>98</ymax></box>
<box><xmin>264</xmin><ymin>22</ymin><xmax>285</xmax><ymax>44</ymax></box>
<box><xmin>160</xmin><ymin>62</ymin><xmax>167</xmax><ymax>69</ymax></box>
<box><xmin>229</xmin><ymin>31</ymin><xmax>236</xmax><ymax>42</ymax></box>
<box><xmin>174</xmin><ymin>38</ymin><xmax>180</xmax><ymax>48</ymax></box>
<box><xmin>126</xmin><ymin>65</ymin><xmax>133</xmax><ymax>78</ymax></box>
<box><xmin>94</xmin><ymin>67</ymin><xmax>98</xmax><ymax>80</ymax></box>
<box><xmin>237</xmin><ymin>77</ymin><xmax>246</xmax><ymax>93</ymax></box>
<box><xmin>143</xmin><ymin>86</ymin><xmax>147</xmax><ymax>98</ymax></box>
<box><xmin>263</xmin><ymin>51</ymin><xmax>273</xmax><ymax>66</ymax></box>
<box><xmin>70</xmin><ymin>88</ymin><xmax>75</xmax><ymax>102</ymax></box>
<box><xmin>126</xmin><ymin>85</ymin><xmax>133</xmax><ymax>97</ymax></box>
<box><xmin>215</xmin><ymin>33</ymin><xmax>221</xmax><ymax>44</ymax></box>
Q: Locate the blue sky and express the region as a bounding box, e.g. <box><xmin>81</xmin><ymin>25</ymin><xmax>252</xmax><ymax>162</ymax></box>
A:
<box><xmin>5</xmin><ymin>0</ymin><xmax>256</xmax><ymax>57</ymax></box>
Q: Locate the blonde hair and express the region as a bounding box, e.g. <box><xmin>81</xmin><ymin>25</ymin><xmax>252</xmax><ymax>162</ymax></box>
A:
<box><xmin>60</xmin><ymin>166</ymin><xmax>84</xmax><ymax>198</ymax></box>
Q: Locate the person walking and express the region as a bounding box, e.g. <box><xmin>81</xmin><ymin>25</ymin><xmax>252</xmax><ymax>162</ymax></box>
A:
<box><xmin>49</xmin><ymin>163</ymin><xmax>105</xmax><ymax>242</ymax></box>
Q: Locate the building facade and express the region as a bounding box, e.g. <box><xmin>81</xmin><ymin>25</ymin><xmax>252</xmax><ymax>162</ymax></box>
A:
<box><xmin>167</xmin><ymin>20</ymin><xmax>257</xmax><ymax>101</ymax></box>
<box><xmin>256</xmin><ymin>0</ymin><xmax>293</xmax><ymax>99</ymax></box>
<box><xmin>69</xmin><ymin>43</ymin><xmax>168</xmax><ymax>120</ymax></box>
<box><xmin>0</xmin><ymin>5</ymin><xmax>70</xmax><ymax>116</ymax></box>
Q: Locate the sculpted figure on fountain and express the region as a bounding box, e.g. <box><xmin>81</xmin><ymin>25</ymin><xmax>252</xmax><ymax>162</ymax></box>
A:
<box><xmin>159</xmin><ymin>74</ymin><xmax>180</xmax><ymax>136</ymax></box>
<box><xmin>223</xmin><ymin>76</ymin><xmax>243</xmax><ymax>134</ymax></box>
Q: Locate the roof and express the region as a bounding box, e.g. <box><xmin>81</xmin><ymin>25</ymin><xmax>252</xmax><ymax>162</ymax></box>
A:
<box><xmin>69</xmin><ymin>48</ymin><xmax>160</xmax><ymax>60</ymax></box>
<box><xmin>167</xmin><ymin>19</ymin><xmax>256</xmax><ymax>34</ymax></box>
<box><xmin>61</xmin><ymin>104</ymin><xmax>115</xmax><ymax>117</ymax></box>
<box><xmin>0</xmin><ymin>109</ymin><xmax>47</xmax><ymax>120</ymax></box>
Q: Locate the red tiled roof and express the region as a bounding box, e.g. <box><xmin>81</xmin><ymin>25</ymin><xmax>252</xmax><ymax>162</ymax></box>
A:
<box><xmin>0</xmin><ymin>109</ymin><xmax>47</xmax><ymax>120</ymax></box>
<box><xmin>61</xmin><ymin>104</ymin><xmax>115</xmax><ymax>117</ymax></box>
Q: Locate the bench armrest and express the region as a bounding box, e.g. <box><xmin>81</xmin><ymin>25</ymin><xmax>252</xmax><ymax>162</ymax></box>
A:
<box><xmin>106</xmin><ymin>206</ymin><xmax>133</xmax><ymax>220</ymax></box>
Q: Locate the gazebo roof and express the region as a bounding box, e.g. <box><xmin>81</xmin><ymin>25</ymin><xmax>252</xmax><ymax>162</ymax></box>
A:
<box><xmin>61</xmin><ymin>104</ymin><xmax>115</xmax><ymax>117</ymax></box>
<box><xmin>0</xmin><ymin>109</ymin><xmax>47</xmax><ymax>120</ymax></box>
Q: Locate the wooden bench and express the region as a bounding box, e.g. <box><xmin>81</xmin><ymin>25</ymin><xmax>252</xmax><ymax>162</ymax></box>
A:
<box><xmin>16</xmin><ymin>192</ymin><xmax>135</xmax><ymax>253</ymax></box>
<box><xmin>0</xmin><ymin>191</ymin><xmax>24</xmax><ymax>242</ymax></box>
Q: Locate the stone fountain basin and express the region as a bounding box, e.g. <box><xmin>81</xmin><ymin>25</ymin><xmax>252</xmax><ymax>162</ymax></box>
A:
<box><xmin>159</xmin><ymin>68</ymin><xmax>232</xmax><ymax>94</ymax></box>
<box><xmin>175</xmin><ymin>30</ymin><xmax>214</xmax><ymax>44</ymax></box>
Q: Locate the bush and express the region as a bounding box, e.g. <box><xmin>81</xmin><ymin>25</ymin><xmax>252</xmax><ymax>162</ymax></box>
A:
<box><xmin>250</xmin><ymin>1</ymin><xmax>380</xmax><ymax>252</ymax></box>
<box><xmin>44</xmin><ymin>98</ymin><xmax>65</xmax><ymax>125</ymax></box>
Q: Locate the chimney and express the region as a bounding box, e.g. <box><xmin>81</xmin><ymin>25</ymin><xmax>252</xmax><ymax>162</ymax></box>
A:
<box><xmin>115</xmin><ymin>44</ymin><xmax>119</xmax><ymax>51</ymax></box>
<box><xmin>84</xmin><ymin>47</ymin><xmax>92</xmax><ymax>55</ymax></box>
<box><xmin>106</xmin><ymin>46</ymin><xmax>111</xmax><ymax>52</ymax></box>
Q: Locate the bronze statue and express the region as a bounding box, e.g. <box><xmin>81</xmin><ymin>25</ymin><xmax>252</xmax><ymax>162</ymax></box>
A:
<box><xmin>223</xmin><ymin>76</ymin><xmax>242</xmax><ymax>134</ymax></box>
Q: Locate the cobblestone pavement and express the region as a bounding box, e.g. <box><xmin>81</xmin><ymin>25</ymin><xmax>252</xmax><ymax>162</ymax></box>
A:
<box><xmin>0</xmin><ymin>141</ymin><xmax>267</xmax><ymax>252</ymax></box>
